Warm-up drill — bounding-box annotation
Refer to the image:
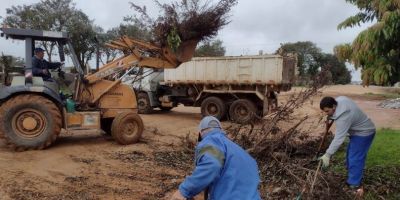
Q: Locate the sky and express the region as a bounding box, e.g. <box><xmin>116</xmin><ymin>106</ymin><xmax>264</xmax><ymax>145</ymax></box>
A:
<box><xmin>0</xmin><ymin>0</ymin><xmax>372</xmax><ymax>81</ymax></box>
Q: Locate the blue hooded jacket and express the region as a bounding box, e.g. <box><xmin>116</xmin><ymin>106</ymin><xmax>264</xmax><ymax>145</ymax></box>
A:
<box><xmin>179</xmin><ymin>128</ymin><xmax>261</xmax><ymax>200</ymax></box>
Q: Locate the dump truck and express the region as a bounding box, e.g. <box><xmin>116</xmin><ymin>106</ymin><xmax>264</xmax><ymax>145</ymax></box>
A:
<box><xmin>135</xmin><ymin>54</ymin><xmax>297</xmax><ymax>124</ymax></box>
<box><xmin>0</xmin><ymin>27</ymin><xmax>197</xmax><ymax>151</ymax></box>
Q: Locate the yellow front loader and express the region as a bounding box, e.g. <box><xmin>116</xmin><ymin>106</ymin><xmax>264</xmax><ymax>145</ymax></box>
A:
<box><xmin>0</xmin><ymin>28</ymin><xmax>197</xmax><ymax>151</ymax></box>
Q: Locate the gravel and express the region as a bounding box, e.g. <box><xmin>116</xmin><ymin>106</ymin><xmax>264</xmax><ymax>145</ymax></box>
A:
<box><xmin>379</xmin><ymin>98</ymin><xmax>400</xmax><ymax>109</ymax></box>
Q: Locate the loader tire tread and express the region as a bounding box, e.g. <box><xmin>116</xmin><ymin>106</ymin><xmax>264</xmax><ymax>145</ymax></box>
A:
<box><xmin>0</xmin><ymin>94</ymin><xmax>62</xmax><ymax>151</ymax></box>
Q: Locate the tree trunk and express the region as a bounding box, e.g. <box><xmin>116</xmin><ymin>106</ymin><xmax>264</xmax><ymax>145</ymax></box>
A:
<box><xmin>96</xmin><ymin>46</ymin><xmax>100</xmax><ymax>71</ymax></box>
<box><xmin>1</xmin><ymin>65</ymin><xmax>5</xmax><ymax>85</ymax></box>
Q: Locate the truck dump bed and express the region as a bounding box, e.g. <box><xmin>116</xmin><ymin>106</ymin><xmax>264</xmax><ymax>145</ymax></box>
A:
<box><xmin>163</xmin><ymin>54</ymin><xmax>297</xmax><ymax>91</ymax></box>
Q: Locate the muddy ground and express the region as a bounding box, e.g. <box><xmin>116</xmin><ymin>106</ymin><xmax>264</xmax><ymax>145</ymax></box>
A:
<box><xmin>0</xmin><ymin>85</ymin><xmax>399</xmax><ymax>200</ymax></box>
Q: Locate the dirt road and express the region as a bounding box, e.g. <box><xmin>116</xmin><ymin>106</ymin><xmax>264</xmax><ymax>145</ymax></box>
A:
<box><xmin>0</xmin><ymin>85</ymin><xmax>399</xmax><ymax>199</ymax></box>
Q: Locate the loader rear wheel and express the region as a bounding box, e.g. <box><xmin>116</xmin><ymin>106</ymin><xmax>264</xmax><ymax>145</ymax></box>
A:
<box><xmin>229</xmin><ymin>99</ymin><xmax>257</xmax><ymax>124</ymax></box>
<box><xmin>0</xmin><ymin>94</ymin><xmax>62</xmax><ymax>151</ymax></box>
<box><xmin>201</xmin><ymin>96</ymin><xmax>227</xmax><ymax>120</ymax></box>
<box><xmin>111</xmin><ymin>112</ymin><xmax>144</xmax><ymax>145</ymax></box>
<box><xmin>137</xmin><ymin>93</ymin><xmax>153</xmax><ymax>114</ymax></box>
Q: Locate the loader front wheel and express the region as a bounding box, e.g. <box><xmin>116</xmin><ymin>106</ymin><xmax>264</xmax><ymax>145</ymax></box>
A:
<box><xmin>111</xmin><ymin>112</ymin><xmax>144</xmax><ymax>145</ymax></box>
<box><xmin>0</xmin><ymin>94</ymin><xmax>62</xmax><ymax>151</ymax></box>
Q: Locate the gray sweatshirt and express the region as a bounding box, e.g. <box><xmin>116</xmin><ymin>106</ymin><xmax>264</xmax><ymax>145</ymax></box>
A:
<box><xmin>326</xmin><ymin>96</ymin><xmax>376</xmax><ymax>156</ymax></box>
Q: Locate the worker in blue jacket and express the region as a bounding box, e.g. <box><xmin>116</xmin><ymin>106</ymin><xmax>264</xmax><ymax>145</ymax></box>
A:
<box><xmin>170</xmin><ymin>116</ymin><xmax>261</xmax><ymax>200</ymax></box>
<box><xmin>32</xmin><ymin>47</ymin><xmax>63</xmax><ymax>81</ymax></box>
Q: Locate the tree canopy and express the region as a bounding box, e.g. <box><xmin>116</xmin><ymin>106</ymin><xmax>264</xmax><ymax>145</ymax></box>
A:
<box><xmin>320</xmin><ymin>54</ymin><xmax>352</xmax><ymax>84</ymax></box>
<box><xmin>277</xmin><ymin>41</ymin><xmax>351</xmax><ymax>85</ymax></box>
<box><xmin>2</xmin><ymin>0</ymin><xmax>97</xmax><ymax>71</ymax></box>
<box><xmin>93</xmin><ymin>14</ymin><xmax>155</xmax><ymax>66</ymax></box>
<box><xmin>335</xmin><ymin>0</ymin><xmax>400</xmax><ymax>85</ymax></box>
<box><xmin>194</xmin><ymin>40</ymin><xmax>226</xmax><ymax>57</ymax></box>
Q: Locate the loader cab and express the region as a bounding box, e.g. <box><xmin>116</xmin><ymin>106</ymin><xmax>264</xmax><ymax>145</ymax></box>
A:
<box><xmin>0</xmin><ymin>27</ymin><xmax>84</xmax><ymax>94</ymax></box>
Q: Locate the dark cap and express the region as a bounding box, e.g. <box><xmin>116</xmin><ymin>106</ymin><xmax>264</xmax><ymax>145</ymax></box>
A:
<box><xmin>34</xmin><ymin>47</ymin><xmax>44</xmax><ymax>53</ymax></box>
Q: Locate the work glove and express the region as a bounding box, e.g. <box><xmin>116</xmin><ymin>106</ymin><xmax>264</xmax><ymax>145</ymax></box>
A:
<box><xmin>318</xmin><ymin>153</ymin><xmax>330</xmax><ymax>168</ymax></box>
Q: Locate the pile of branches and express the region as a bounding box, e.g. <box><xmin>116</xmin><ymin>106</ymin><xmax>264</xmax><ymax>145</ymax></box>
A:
<box><xmin>172</xmin><ymin>69</ymin><xmax>399</xmax><ymax>199</ymax></box>
<box><xmin>226</xmin><ymin>70</ymin><xmax>355</xmax><ymax>199</ymax></box>
<box><xmin>129</xmin><ymin>0</ymin><xmax>237</xmax><ymax>49</ymax></box>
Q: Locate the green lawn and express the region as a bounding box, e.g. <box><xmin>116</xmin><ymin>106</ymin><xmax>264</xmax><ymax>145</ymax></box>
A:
<box><xmin>332</xmin><ymin>128</ymin><xmax>400</xmax><ymax>168</ymax></box>
<box><xmin>331</xmin><ymin>129</ymin><xmax>400</xmax><ymax>199</ymax></box>
<box><xmin>366</xmin><ymin>128</ymin><xmax>400</xmax><ymax>167</ymax></box>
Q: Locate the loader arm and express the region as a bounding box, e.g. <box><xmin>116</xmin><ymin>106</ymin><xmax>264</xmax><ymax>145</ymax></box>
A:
<box><xmin>77</xmin><ymin>36</ymin><xmax>198</xmax><ymax>106</ymax></box>
<box><xmin>85</xmin><ymin>36</ymin><xmax>182</xmax><ymax>84</ymax></box>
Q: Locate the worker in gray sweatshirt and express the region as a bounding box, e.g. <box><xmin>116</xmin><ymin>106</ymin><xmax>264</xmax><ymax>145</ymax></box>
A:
<box><xmin>319</xmin><ymin>96</ymin><xmax>375</xmax><ymax>191</ymax></box>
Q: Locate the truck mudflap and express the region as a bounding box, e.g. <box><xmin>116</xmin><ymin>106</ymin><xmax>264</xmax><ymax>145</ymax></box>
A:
<box><xmin>0</xmin><ymin>85</ymin><xmax>63</xmax><ymax>106</ymax></box>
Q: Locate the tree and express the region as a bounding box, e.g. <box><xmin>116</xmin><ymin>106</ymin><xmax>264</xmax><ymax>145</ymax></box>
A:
<box><xmin>335</xmin><ymin>0</ymin><xmax>400</xmax><ymax>86</ymax></box>
<box><xmin>2</xmin><ymin>0</ymin><xmax>98</xmax><ymax>71</ymax></box>
<box><xmin>118</xmin><ymin>22</ymin><xmax>151</xmax><ymax>41</ymax></box>
<box><xmin>3</xmin><ymin>0</ymin><xmax>75</xmax><ymax>61</ymax></box>
<box><xmin>66</xmin><ymin>11</ymin><xmax>97</xmax><ymax>70</ymax></box>
<box><xmin>320</xmin><ymin>54</ymin><xmax>352</xmax><ymax>84</ymax></box>
<box><xmin>95</xmin><ymin>21</ymin><xmax>153</xmax><ymax>65</ymax></box>
<box><xmin>96</xmin><ymin>27</ymin><xmax>118</xmax><ymax>65</ymax></box>
<box><xmin>277</xmin><ymin>41</ymin><xmax>324</xmax><ymax>81</ymax></box>
<box><xmin>277</xmin><ymin>41</ymin><xmax>351</xmax><ymax>84</ymax></box>
<box><xmin>95</xmin><ymin>26</ymin><xmax>126</xmax><ymax>68</ymax></box>
<box><xmin>194</xmin><ymin>39</ymin><xmax>226</xmax><ymax>57</ymax></box>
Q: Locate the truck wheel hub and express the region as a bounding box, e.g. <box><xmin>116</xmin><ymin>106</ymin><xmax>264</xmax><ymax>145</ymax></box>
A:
<box><xmin>210</xmin><ymin>106</ymin><xmax>217</xmax><ymax>112</ymax></box>
<box><xmin>207</xmin><ymin>104</ymin><xmax>218</xmax><ymax>114</ymax></box>
<box><xmin>239</xmin><ymin>107</ymin><xmax>248</xmax><ymax>115</ymax></box>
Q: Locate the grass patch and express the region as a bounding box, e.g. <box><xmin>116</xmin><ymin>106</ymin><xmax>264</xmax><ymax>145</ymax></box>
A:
<box><xmin>332</xmin><ymin>128</ymin><xmax>400</xmax><ymax>169</ymax></box>
<box><xmin>331</xmin><ymin>129</ymin><xmax>400</xmax><ymax>199</ymax></box>
<box><xmin>363</xmin><ymin>92</ymin><xmax>400</xmax><ymax>99</ymax></box>
<box><xmin>366</xmin><ymin>128</ymin><xmax>400</xmax><ymax>167</ymax></box>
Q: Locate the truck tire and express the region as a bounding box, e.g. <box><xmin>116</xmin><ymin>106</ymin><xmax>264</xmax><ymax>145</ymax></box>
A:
<box><xmin>229</xmin><ymin>99</ymin><xmax>257</xmax><ymax>124</ymax></box>
<box><xmin>137</xmin><ymin>93</ymin><xmax>153</xmax><ymax>114</ymax></box>
<box><xmin>111</xmin><ymin>112</ymin><xmax>144</xmax><ymax>145</ymax></box>
<box><xmin>201</xmin><ymin>96</ymin><xmax>227</xmax><ymax>120</ymax></box>
<box><xmin>0</xmin><ymin>94</ymin><xmax>62</xmax><ymax>151</ymax></box>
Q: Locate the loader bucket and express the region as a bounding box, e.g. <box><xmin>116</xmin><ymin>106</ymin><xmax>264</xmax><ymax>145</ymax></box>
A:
<box><xmin>175</xmin><ymin>39</ymin><xmax>199</xmax><ymax>63</ymax></box>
